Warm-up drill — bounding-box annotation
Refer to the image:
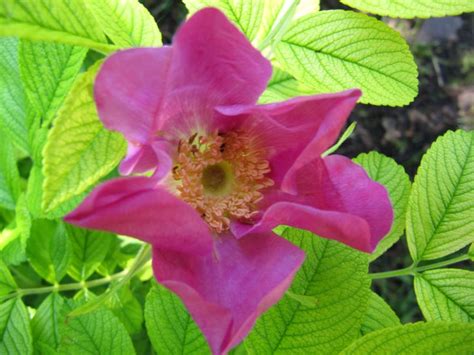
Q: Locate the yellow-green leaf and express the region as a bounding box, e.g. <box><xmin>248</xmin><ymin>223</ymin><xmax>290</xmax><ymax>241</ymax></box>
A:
<box><xmin>42</xmin><ymin>62</ymin><xmax>126</xmax><ymax>213</ymax></box>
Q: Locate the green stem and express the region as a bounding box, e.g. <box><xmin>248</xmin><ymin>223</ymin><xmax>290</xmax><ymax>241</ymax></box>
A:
<box><xmin>67</xmin><ymin>244</ymin><xmax>151</xmax><ymax>318</ymax></box>
<box><xmin>258</xmin><ymin>0</ymin><xmax>300</xmax><ymax>51</ymax></box>
<box><xmin>16</xmin><ymin>271</ymin><xmax>127</xmax><ymax>297</ymax></box>
<box><xmin>370</xmin><ymin>254</ymin><xmax>470</xmax><ymax>280</ymax></box>
<box><xmin>2</xmin><ymin>244</ymin><xmax>151</xmax><ymax>302</ymax></box>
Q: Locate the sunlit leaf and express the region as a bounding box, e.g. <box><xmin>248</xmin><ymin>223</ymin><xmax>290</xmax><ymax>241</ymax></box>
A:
<box><xmin>415</xmin><ymin>269</ymin><xmax>474</xmax><ymax>322</ymax></box>
<box><xmin>245</xmin><ymin>228</ymin><xmax>370</xmax><ymax>353</ymax></box>
<box><xmin>274</xmin><ymin>10</ymin><xmax>418</xmax><ymax>106</ymax></box>
<box><xmin>0</xmin><ymin>0</ymin><xmax>115</xmax><ymax>53</ymax></box>
<box><xmin>340</xmin><ymin>322</ymin><xmax>474</xmax><ymax>354</ymax></box>
<box><xmin>407</xmin><ymin>130</ymin><xmax>474</xmax><ymax>261</ymax></box>
<box><xmin>145</xmin><ymin>283</ymin><xmax>210</xmax><ymax>354</ymax></box>
<box><xmin>42</xmin><ymin>62</ymin><xmax>126</xmax><ymax>213</ymax></box>
<box><xmin>341</xmin><ymin>0</ymin><xmax>474</xmax><ymax>19</ymax></box>
<box><xmin>87</xmin><ymin>0</ymin><xmax>162</xmax><ymax>47</ymax></box>
<box><xmin>361</xmin><ymin>291</ymin><xmax>400</xmax><ymax>335</ymax></box>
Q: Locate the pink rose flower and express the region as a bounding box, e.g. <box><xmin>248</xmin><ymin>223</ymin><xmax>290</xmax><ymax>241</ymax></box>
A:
<box><xmin>66</xmin><ymin>8</ymin><xmax>393</xmax><ymax>354</ymax></box>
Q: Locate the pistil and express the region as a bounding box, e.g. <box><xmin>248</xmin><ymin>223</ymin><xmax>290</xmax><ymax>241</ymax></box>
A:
<box><xmin>172</xmin><ymin>131</ymin><xmax>274</xmax><ymax>233</ymax></box>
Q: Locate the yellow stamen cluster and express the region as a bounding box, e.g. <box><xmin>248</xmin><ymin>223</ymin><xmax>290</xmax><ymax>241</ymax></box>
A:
<box><xmin>172</xmin><ymin>131</ymin><xmax>274</xmax><ymax>233</ymax></box>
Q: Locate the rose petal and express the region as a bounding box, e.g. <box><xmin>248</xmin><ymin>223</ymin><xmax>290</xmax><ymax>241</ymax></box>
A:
<box><xmin>305</xmin><ymin>155</ymin><xmax>393</xmax><ymax>250</ymax></box>
<box><xmin>95</xmin><ymin>47</ymin><xmax>173</xmax><ymax>144</ymax></box>
<box><xmin>171</xmin><ymin>8</ymin><xmax>272</xmax><ymax>107</ymax></box>
<box><xmin>231</xmin><ymin>200</ymin><xmax>374</xmax><ymax>252</ymax></box>
<box><xmin>215</xmin><ymin>89</ymin><xmax>361</xmax><ymax>187</ymax></box>
<box><xmin>119</xmin><ymin>143</ymin><xmax>159</xmax><ymax>175</ymax></box>
<box><xmin>233</xmin><ymin>155</ymin><xmax>393</xmax><ymax>252</ymax></box>
<box><xmin>65</xmin><ymin>177</ymin><xmax>213</xmax><ymax>255</ymax></box>
<box><xmin>153</xmin><ymin>232</ymin><xmax>305</xmax><ymax>354</ymax></box>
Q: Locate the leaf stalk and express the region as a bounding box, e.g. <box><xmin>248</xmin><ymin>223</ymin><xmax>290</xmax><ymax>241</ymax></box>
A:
<box><xmin>369</xmin><ymin>254</ymin><xmax>470</xmax><ymax>280</ymax></box>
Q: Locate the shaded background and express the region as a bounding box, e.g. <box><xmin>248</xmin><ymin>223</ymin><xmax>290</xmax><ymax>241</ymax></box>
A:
<box><xmin>142</xmin><ymin>0</ymin><xmax>474</xmax><ymax>323</ymax></box>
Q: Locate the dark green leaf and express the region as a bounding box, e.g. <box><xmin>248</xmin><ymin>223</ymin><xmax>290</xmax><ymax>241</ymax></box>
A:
<box><xmin>32</xmin><ymin>293</ymin><xmax>65</xmax><ymax>352</ymax></box>
<box><xmin>145</xmin><ymin>283</ymin><xmax>210</xmax><ymax>354</ymax></box>
<box><xmin>27</xmin><ymin>219</ymin><xmax>71</xmax><ymax>283</ymax></box>
<box><xmin>58</xmin><ymin>301</ymin><xmax>135</xmax><ymax>354</ymax></box>
<box><xmin>66</xmin><ymin>225</ymin><xmax>115</xmax><ymax>281</ymax></box>
<box><xmin>19</xmin><ymin>40</ymin><xmax>86</xmax><ymax>126</ymax></box>
<box><xmin>245</xmin><ymin>228</ymin><xmax>370</xmax><ymax>353</ymax></box>
<box><xmin>0</xmin><ymin>298</ymin><xmax>33</xmax><ymax>354</ymax></box>
<box><xmin>0</xmin><ymin>37</ymin><xmax>28</xmax><ymax>152</ymax></box>
<box><xmin>361</xmin><ymin>291</ymin><xmax>400</xmax><ymax>335</ymax></box>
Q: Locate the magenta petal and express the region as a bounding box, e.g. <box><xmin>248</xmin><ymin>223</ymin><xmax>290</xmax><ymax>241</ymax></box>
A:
<box><xmin>153</xmin><ymin>233</ymin><xmax>305</xmax><ymax>354</ymax></box>
<box><xmin>171</xmin><ymin>8</ymin><xmax>272</xmax><ymax>106</ymax></box>
<box><xmin>119</xmin><ymin>143</ymin><xmax>158</xmax><ymax>175</ymax></box>
<box><xmin>233</xmin><ymin>154</ymin><xmax>393</xmax><ymax>252</ymax></box>
<box><xmin>232</xmin><ymin>202</ymin><xmax>374</xmax><ymax>252</ymax></box>
<box><xmin>215</xmin><ymin>89</ymin><xmax>361</xmax><ymax>187</ymax></box>
<box><xmin>94</xmin><ymin>47</ymin><xmax>173</xmax><ymax>143</ymax></box>
<box><xmin>314</xmin><ymin>155</ymin><xmax>393</xmax><ymax>250</ymax></box>
<box><xmin>65</xmin><ymin>177</ymin><xmax>213</xmax><ymax>255</ymax></box>
<box><xmin>150</xmin><ymin>140</ymin><xmax>173</xmax><ymax>181</ymax></box>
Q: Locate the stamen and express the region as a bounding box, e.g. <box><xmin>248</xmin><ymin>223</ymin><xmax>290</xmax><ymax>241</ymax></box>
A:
<box><xmin>172</xmin><ymin>131</ymin><xmax>274</xmax><ymax>233</ymax></box>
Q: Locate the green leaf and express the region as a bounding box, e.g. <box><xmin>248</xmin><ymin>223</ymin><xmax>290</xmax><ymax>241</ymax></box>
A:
<box><xmin>26</xmin><ymin>164</ymin><xmax>88</xmax><ymax>220</ymax></box>
<box><xmin>257</xmin><ymin>0</ymin><xmax>320</xmax><ymax>50</ymax></box>
<box><xmin>0</xmin><ymin>298</ymin><xmax>33</xmax><ymax>355</ymax></box>
<box><xmin>361</xmin><ymin>291</ymin><xmax>400</xmax><ymax>335</ymax></box>
<box><xmin>26</xmin><ymin>219</ymin><xmax>71</xmax><ymax>284</ymax></box>
<box><xmin>31</xmin><ymin>293</ymin><xmax>65</xmax><ymax>352</ymax></box>
<box><xmin>285</xmin><ymin>290</ymin><xmax>318</xmax><ymax>307</ymax></box>
<box><xmin>0</xmin><ymin>259</ymin><xmax>16</xmax><ymax>297</ymax></box>
<box><xmin>25</xmin><ymin>165</ymin><xmax>46</xmax><ymax>218</ymax></box>
<box><xmin>42</xmin><ymin>62</ymin><xmax>126</xmax><ymax>213</ymax></box>
<box><xmin>257</xmin><ymin>0</ymin><xmax>287</xmax><ymax>46</ymax></box>
<box><xmin>96</xmin><ymin>236</ymin><xmax>122</xmax><ymax>276</ymax></box>
<box><xmin>414</xmin><ymin>269</ymin><xmax>474</xmax><ymax>322</ymax></box>
<box><xmin>274</xmin><ymin>10</ymin><xmax>418</xmax><ymax>106</ymax></box>
<box><xmin>67</xmin><ymin>245</ymin><xmax>150</xmax><ymax>319</ymax></box>
<box><xmin>183</xmin><ymin>0</ymin><xmax>265</xmax><ymax>42</ymax></box>
<box><xmin>19</xmin><ymin>41</ymin><xmax>87</xmax><ymax>126</ymax></box>
<box><xmin>66</xmin><ymin>224</ymin><xmax>115</xmax><ymax>281</ymax></box>
<box><xmin>323</xmin><ymin>121</ymin><xmax>357</xmax><ymax>156</ymax></box>
<box><xmin>354</xmin><ymin>152</ymin><xmax>411</xmax><ymax>260</ymax></box>
<box><xmin>0</xmin><ymin>0</ymin><xmax>116</xmax><ymax>54</ymax></box>
<box><xmin>340</xmin><ymin>0</ymin><xmax>474</xmax><ymax>19</ymax></box>
<box><xmin>87</xmin><ymin>0</ymin><xmax>161</xmax><ymax>47</ymax></box>
<box><xmin>1</xmin><ymin>194</ymin><xmax>31</xmax><ymax>266</ymax></box>
<box><xmin>406</xmin><ymin>130</ymin><xmax>474</xmax><ymax>261</ymax></box>
<box><xmin>58</xmin><ymin>301</ymin><xmax>135</xmax><ymax>354</ymax></box>
<box><xmin>258</xmin><ymin>67</ymin><xmax>316</xmax><ymax>104</ymax></box>
<box><xmin>245</xmin><ymin>228</ymin><xmax>370</xmax><ymax>353</ymax></box>
<box><xmin>294</xmin><ymin>0</ymin><xmax>320</xmax><ymax>18</ymax></box>
<box><xmin>469</xmin><ymin>244</ymin><xmax>474</xmax><ymax>261</ymax></box>
<box><xmin>0</xmin><ymin>138</ymin><xmax>20</xmax><ymax>210</ymax></box>
<box><xmin>14</xmin><ymin>194</ymin><xmax>31</xmax><ymax>252</ymax></box>
<box><xmin>340</xmin><ymin>322</ymin><xmax>474</xmax><ymax>354</ymax></box>
<box><xmin>0</xmin><ymin>37</ymin><xmax>28</xmax><ymax>152</ymax></box>
<box><xmin>107</xmin><ymin>286</ymin><xmax>144</xmax><ymax>335</ymax></box>
<box><xmin>145</xmin><ymin>283</ymin><xmax>210</xmax><ymax>354</ymax></box>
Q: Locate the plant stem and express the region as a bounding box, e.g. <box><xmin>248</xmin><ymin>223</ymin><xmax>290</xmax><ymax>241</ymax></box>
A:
<box><xmin>370</xmin><ymin>254</ymin><xmax>470</xmax><ymax>280</ymax></box>
<box><xmin>67</xmin><ymin>244</ymin><xmax>151</xmax><ymax>318</ymax></box>
<box><xmin>2</xmin><ymin>244</ymin><xmax>151</xmax><ymax>301</ymax></box>
<box><xmin>16</xmin><ymin>272</ymin><xmax>127</xmax><ymax>297</ymax></box>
